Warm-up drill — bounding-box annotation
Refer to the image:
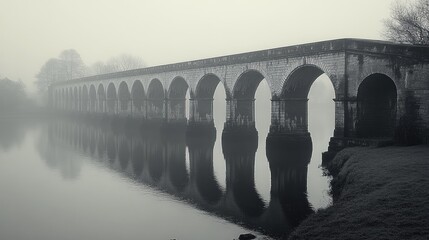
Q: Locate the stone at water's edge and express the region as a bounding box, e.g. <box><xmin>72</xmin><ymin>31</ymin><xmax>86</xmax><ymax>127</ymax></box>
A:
<box><xmin>238</xmin><ymin>233</ymin><xmax>256</xmax><ymax>240</ymax></box>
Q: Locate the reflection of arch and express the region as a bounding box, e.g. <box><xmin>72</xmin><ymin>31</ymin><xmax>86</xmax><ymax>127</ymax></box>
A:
<box><xmin>233</xmin><ymin>70</ymin><xmax>266</xmax><ymax>99</ymax></box>
<box><xmin>89</xmin><ymin>85</ymin><xmax>97</xmax><ymax>112</ymax></box>
<box><xmin>131</xmin><ymin>140</ymin><xmax>144</xmax><ymax>176</ymax></box>
<box><xmin>97</xmin><ymin>84</ymin><xmax>106</xmax><ymax>112</ymax></box>
<box><xmin>188</xmin><ymin>135</ymin><xmax>223</xmax><ymax>204</ymax></box>
<box><xmin>266</xmin><ymin>136</ymin><xmax>313</xmax><ymax>231</ymax></box>
<box><xmin>118</xmin><ymin>137</ymin><xmax>130</xmax><ymax>170</ymax></box>
<box><xmin>107</xmin><ymin>83</ymin><xmax>117</xmax><ymax>113</ymax></box>
<box><xmin>356</xmin><ymin>73</ymin><xmax>397</xmax><ymax>138</ymax></box>
<box><xmin>148</xmin><ymin>143</ymin><xmax>163</xmax><ymax>183</ymax></box>
<box><xmin>106</xmin><ymin>132</ymin><xmax>117</xmax><ymax>164</ymax></box>
<box><xmin>165</xmin><ymin>131</ymin><xmax>189</xmax><ymax>192</ymax></box>
<box><xmin>195</xmin><ymin>74</ymin><xmax>225</xmax><ymax>99</ymax></box>
<box><xmin>281</xmin><ymin>65</ymin><xmax>328</xmax><ymax>98</ymax></box>
<box><xmin>131</xmin><ymin>80</ymin><xmax>145</xmax><ymax>112</ymax></box>
<box><xmin>222</xmin><ymin>131</ymin><xmax>265</xmax><ymax>217</ymax></box>
<box><xmin>118</xmin><ymin>81</ymin><xmax>131</xmax><ymax>111</ymax></box>
<box><xmin>82</xmin><ymin>85</ymin><xmax>89</xmax><ymax>112</ymax></box>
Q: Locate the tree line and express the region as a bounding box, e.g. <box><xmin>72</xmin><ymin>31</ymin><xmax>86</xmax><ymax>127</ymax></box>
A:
<box><xmin>35</xmin><ymin>50</ymin><xmax>145</xmax><ymax>93</ymax></box>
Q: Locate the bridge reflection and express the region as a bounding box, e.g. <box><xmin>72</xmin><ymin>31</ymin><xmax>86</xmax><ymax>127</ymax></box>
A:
<box><xmin>39</xmin><ymin>119</ymin><xmax>314</xmax><ymax>238</ymax></box>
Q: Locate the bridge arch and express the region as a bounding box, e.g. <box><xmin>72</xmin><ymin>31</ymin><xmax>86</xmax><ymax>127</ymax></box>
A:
<box><xmin>67</xmin><ymin>88</ymin><xmax>72</xmax><ymax>110</ymax></box>
<box><xmin>225</xmin><ymin>69</ymin><xmax>269</xmax><ymax>131</ymax></box>
<box><xmin>79</xmin><ymin>86</ymin><xmax>82</xmax><ymax>112</ymax></box>
<box><xmin>131</xmin><ymin>80</ymin><xmax>145</xmax><ymax>114</ymax></box>
<box><xmin>189</xmin><ymin>73</ymin><xmax>228</xmax><ymax>125</ymax></box>
<box><xmin>356</xmin><ymin>73</ymin><xmax>397</xmax><ymax>138</ymax></box>
<box><xmin>167</xmin><ymin>77</ymin><xmax>189</xmax><ymax>121</ymax></box>
<box><xmin>89</xmin><ymin>85</ymin><xmax>97</xmax><ymax>112</ymax></box>
<box><xmin>118</xmin><ymin>81</ymin><xmax>131</xmax><ymax>112</ymax></box>
<box><xmin>82</xmin><ymin>85</ymin><xmax>89</xmax><ymax>112</ymax></box>
<box><xmin>97</xmin><ymin>84</ymin><xmax>106</xmax><ymax>112</ymax></box>
<box><xmin>106</xmin><ymin>83</ymin><xmax>117</xmax><ymax>114</ymax></box>
<box><xmin>269</xmin><ymin>64</ymin><xmax>335</xmax><ymax>135</ymax></box>
<box><xmin>147</xmin><ymin>78</ymin><xmax>164</xmax><ymax>119</ymax></box>
<box><xmin>195</xmin><ymin>73</ymin><xmax>226</xmax><ymax>99</ymax></box>
<box><xmin>233</xmin><ymin>69</ymin><xmax>266</xmax><ymax>99</ymax></box>
<box><xmin>70</xmin><ymin>87</ymin><xmax>80</xmax><ymax>111</ymax></box>
<box><xmin>60</xmin><ymin>89</ymin><xmax>64</xmax><ymax>109</ymax></box>
<box><xmin>168</xmin><ymin>76</ymin><xmax>188</xmax><ymax>99</ymax></box>
<box><xmin>281</xmin><ymin>65</ymin><xmax>332</xmax><ymax>99</ymax></box>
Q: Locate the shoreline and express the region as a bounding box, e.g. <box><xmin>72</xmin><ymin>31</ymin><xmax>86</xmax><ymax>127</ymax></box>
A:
<box><xmin>289</xmin><ymin>145</ymin><xmax>429</xmax><ymax>240</ymax></box>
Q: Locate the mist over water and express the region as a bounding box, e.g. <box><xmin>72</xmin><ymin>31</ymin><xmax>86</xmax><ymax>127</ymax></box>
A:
<box><xmin>0</xmin><ymin>75</ymin><xmax>334</xmax><ymax>239</ymax></box>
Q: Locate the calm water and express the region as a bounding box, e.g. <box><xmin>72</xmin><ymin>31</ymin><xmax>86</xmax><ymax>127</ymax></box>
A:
<box><xmin>0</xmin><ymin>78</ymin><xmax>334</xmax><ymax>240</ymax></box>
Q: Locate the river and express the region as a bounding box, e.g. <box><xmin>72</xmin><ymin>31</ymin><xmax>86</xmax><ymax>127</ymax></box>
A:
<box><xmin>0</xmin><ymin>77</ymin><xmax>334</xmax><ymax>240</ymax></box>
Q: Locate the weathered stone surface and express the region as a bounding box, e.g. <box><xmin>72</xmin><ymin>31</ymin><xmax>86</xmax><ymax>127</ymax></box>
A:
<box><xmin>50</xmin><ymin>39</ymin><xmax>429</xmax><ymax>151</ymax></box>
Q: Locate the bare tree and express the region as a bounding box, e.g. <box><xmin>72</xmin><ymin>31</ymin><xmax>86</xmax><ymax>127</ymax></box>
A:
<box><xmin>106</xmin><ymin>54</ymin><xmax>146</xmax><ymax>72</ymax></box>
<box><xmin>89</xmin><ymin>54</ymin><xmax>146</xmax><ymax>75</ymax></box>
<box><xmin>383</xmin><ymin>0</ymin><xmax>429</xmax><ymax>45</ymax></box>
<box><xmin>58</xmin><ymin>49</ymin><xmax>87</xmax><ymax>80</ymax></box>
<box><xmin>35</xmin><ymin>49</ymin><xmax>88</xmax><ymax>93</ymax></box>
<box><xmin>35</xmin><ymin>58</ymin><xmax>66</xmax><ymax>92</ymax></box>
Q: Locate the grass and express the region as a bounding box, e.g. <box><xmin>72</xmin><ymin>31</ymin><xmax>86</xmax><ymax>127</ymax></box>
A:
<box><xmin>289</xmin><ymin>145</ymin><xmax>429</xmax><ymax>240</ymax></box>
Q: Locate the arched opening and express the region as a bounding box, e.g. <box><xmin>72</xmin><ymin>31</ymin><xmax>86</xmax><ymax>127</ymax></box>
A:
<box><xmin>89</xmin><ymin>85</ymin><xmax>97</xmax><ymax>112</ymax></box>
<box><xmin>82</xmin><ymin>85</ymin><xmax>89</xmax><ymax>112</ymax></box>
<box><xmin>67</xmin><ymin>88</ymin><xmax>72</xmax><ymax>110</ymax></box>
<box><xmin>147</xmin><ymin>79</ymin><xmax>164</xmax><ymax>119</ymax></box>
<box><xmin>61</xmin><ymin>89</ymin><xmax>65</xmax><ymax>109</ymax></box>
<box><xmin>228</xmin><ymin>70</ymin><xmax>272</xmax><ymax>204</ymax></box>
<box><xmin>193</xmin><ymin>74</ymin><xmax>227</xmax><ymax>126</ymax></box>
<box><xmin>193</xmin><ymin>74</ymin><xmax>227</xmax><ymax>192</ymax></box>
<box><xmin>279</xmin><ymin>65</ymin><xmax>336</xmax><ymax>209</ymax></box>
<box><xmin>70</xmin><ymin>87</ymin><xmax>80</xmax><ymax>111</ymax></box>
<box><xmin>97</xmin><ymin>84</ymin><xmax>106</xmax><ymax>113</ymax></box>
<box><xmin>229</xmin><ymin>70</ymin><xmax>267</xmax><ymax>130</ymax></box>
<box><xmin>78</xmin><ymin>86</ymin><xmax>82</xmax><ymax>112</ymax></box>
<box><xmin>118</xmin><ymin>81</ymin><xmax>131</xmax><ymax>112</ymax></box>
<box><xmin>131</xmin><ymin>80</ymin><xmax>145</xmax><ymax>115</ymax></box>
<box><xmin>106</xmin><ymin>83</ymin><xmax>117</xmax><ymax>114</ymax></box>
<box><xmin>278</xmin><ymin>65</ymin><xmax>333</xmax><ymax>134</ymax></box>
<box><xmin>168</xmin><ymin>77</ymin><xmax>189</xmax><ymax>121</ymax></box>
<box><xmin>357</xmin><ymin>73</ymin><xmax>397</xmax><ymax>138</ymax></box>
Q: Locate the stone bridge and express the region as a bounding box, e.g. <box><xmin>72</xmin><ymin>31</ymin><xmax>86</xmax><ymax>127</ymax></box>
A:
<box><xmin>50</xmin><ymin>38</ymin><xmax>429</xmax><ymax>150</ymax></box>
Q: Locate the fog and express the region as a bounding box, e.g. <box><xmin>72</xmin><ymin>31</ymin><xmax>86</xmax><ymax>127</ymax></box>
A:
<box><xmin>0</xmin><ymin>0</ymin><xmax>394</xmax><ymax>93</ymax></box>
<box><xmin>0</xmin><ymin>1</ymin><xmax>399</xmax><ymax>239</ymax></box>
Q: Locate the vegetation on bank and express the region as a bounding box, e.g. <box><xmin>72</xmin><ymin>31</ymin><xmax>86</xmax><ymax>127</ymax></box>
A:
<box><xmin>289</xmin><ymin>146</ymin><xmax>429</xmax><ymax>240</ymax></box>
<box><xmin>0</xmin><ymin>78</ymin><xmax>38</xmax><ymax>115</ymax></box>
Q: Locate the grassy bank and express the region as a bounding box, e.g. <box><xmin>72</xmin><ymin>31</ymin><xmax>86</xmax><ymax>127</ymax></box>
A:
<box><xmin>289</xmin><ymin>146</ymin><xmax>429</xmax><ymax>240</ymax></box>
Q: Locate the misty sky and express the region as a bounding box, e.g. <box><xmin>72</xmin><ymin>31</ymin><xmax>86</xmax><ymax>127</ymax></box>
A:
<box><xmin>0</xmin><ymin>0</ymin><xmax>395</xmax><ymax>93</ymax></box>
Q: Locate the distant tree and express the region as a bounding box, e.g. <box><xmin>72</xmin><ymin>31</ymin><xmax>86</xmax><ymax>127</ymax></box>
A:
<box><xmin>383</xmin><ymin>0</ymin><xmax>429</xmax><ymax>45</ymax></box>
<box><xmin>35</xmin><ymin>58</ymin><xmax>66</xmax><ymax>92</ymax></box>
<box><xmin>58</xmin><ymin>49</ymin><xmax>87</xmax><ymax>80</ymax></box>
<box><xmin>35</xmin><ymin>49</ymin><xmax>87</xmax><ymax>93</ymax></box>
<box><xmin>106</xmin><ymin>54</ymin><xmax>146</xmax><ymax>72</ymax></box>
<box><xmin>0</xmin><ymin>78</ymin><xmax>32</xmax><ymax>113</ymax></box>
<box><xmin>90</xmin><ymin>61</ymin><xmax>108</xmax><ymax>75</ymax></box>
<box><xmin>89</xmin><ymin>54</ymin><xmax>146</xmax><ymax>75</ymax></box>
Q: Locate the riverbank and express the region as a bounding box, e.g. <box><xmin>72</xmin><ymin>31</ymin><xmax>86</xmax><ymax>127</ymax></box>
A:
<box><xmin>289</xmin><ymin>145</ymin><xmax>429</xmax><ymax>240</ymax></box>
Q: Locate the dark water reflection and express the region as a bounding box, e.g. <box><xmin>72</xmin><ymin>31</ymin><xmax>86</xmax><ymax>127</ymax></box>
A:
<box><xmin>0</xmin><ymin>117</ymin><xmax>331</xmax><ymax>240</ymax></box>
